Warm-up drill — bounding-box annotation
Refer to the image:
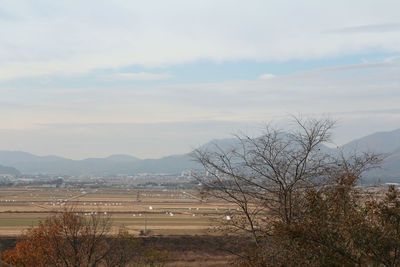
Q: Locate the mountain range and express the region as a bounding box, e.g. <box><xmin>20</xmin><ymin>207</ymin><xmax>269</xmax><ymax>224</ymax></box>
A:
<box><xmin>0</xmin><ymin>151</ymin><xmax>198</xmax><ymax>176</ymax></box>
<box><xmin>0</xmin><ymin>129</ymin><xmax>399</xmax><ymax>183</ymax></box>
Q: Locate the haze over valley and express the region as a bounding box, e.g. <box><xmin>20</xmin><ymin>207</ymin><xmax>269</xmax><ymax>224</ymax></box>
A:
<box><xmin>1</xmin><ymin>128</ymin><xmax>400</xmax><ymax>183</ymax></box>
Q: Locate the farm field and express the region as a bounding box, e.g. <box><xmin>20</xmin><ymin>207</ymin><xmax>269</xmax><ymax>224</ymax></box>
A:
<box><xmin>0</xmin><ymin>187</ymin><xmax>237</xmax><ymax>237</ymax></box>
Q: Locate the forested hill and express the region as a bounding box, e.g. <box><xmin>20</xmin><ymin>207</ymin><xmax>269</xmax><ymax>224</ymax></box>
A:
<box><xmin>0</xmin><ymin>164</ymin><xmax>20</xmax><ymax>176</ymax></box>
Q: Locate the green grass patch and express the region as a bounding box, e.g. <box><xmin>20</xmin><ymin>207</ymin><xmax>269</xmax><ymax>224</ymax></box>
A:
<box><xmin>111</xmin><ymin>217</ymin><xmax>211</xmax><ymax>223</ymax></box>
<box><xmin>0</xmin><ymin>218</ymin><xmax>45</xmax><ymax>227</ymax></box>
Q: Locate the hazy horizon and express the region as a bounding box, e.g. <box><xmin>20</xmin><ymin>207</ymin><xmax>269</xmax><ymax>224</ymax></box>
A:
<box><xmin>1</xmin><ymin>1</ymin><xmax>400</xmax><ymax>159</ymax></box>
<box><xmin>0</xmin><ymin>122</ymin><xmax>399</xmax><ymax>161</ymax></box>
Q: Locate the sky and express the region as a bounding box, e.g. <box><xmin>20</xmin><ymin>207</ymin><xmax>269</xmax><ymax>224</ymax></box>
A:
<box><xmin>1</xmin><ymin>0</ymin><xmax>400</xmax><ymax>159</ymax></box>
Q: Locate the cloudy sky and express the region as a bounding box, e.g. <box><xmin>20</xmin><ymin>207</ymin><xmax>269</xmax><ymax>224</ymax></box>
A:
<box><xmin>1</xmin><ymin>0</ymin><xmax>400</xmax><ymax>159</ymax></box>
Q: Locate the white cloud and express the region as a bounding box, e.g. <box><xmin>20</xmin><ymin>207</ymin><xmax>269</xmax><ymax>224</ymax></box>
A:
<box><xmin>104</xmin><ymin>72</ymin><xmax>172</xmax><ymax>81</ymax></box>
<box><xmin>0</xmin><ymin>1</ymin><xmax>400</xmax><ymax>80</ymax></box>
<box><xmin>259</xmin><ymin>73</ymin><xmax>275</xmax><ymax>80</ymax></box>
<box><xmin>2</xmin><ymin>58</ymin><xmax>399</xmax><ymax>126</ymax></box>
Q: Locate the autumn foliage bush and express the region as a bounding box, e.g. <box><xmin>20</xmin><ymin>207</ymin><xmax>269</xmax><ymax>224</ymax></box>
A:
<box><xmin>1</xmin><ymin>211</ymin><xmax>168</xmax><ymax>267</ymax></box>
<box><xmin>237</xmin><ymin>179</ymin><xmax>400</xmax><ymax>266</ymax></box>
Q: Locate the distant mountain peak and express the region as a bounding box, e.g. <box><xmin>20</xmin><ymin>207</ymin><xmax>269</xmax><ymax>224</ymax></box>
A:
<box><xmin>341</xmin><ymin>127</ymin><xmax>400</xmax><ymax>154</ymax></box>
<box><xmin>105</xmin><ymin>154</ymin><xmax>141</xmax><ymax>162</ymax></box>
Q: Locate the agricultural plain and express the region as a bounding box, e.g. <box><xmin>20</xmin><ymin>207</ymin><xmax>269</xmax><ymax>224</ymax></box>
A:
<box><xmin>0</xmin><ymin>187</ymin><xmax>237</xmax><ymax>236</ymax></box>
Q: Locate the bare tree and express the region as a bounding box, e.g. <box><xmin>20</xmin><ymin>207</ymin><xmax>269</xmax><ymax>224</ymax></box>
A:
<box><xmin>193</xmin><ymin>117</ymin><xmax>340</xmax><ymax>243</ymax></box>
<box><xmin>193</xmin><ymin>116</ymin><xmax>388</xmax><ymax>266</ymax></box>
